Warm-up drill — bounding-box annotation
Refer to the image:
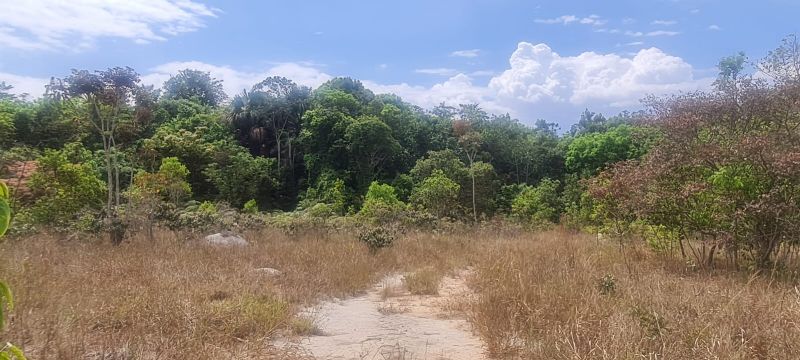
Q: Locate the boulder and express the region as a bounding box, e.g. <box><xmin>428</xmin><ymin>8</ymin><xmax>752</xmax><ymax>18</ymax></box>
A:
<box><xmin>253</xmin><ymin>267</ymin><xmax>283</xmax><ymax>277</ymax></box>
<box><xmin>203</xmin><ymin>231</ymin><xmax>248</xmax><ymax>247</ymax></box>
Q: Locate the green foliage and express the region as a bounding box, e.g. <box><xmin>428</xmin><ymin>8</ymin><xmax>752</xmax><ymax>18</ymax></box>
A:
<box><xmin>565</xmin><ymin>124</ymin><xmax>649</xmax><ymax>177</ymax></box>
<box><xmin>511</xmin><ymin>178</ymin><xmax>562</xmax><ymax>226</ymax></box>
<box><xmin>359</xmin><ymin>182</ymin><xmax>405</xmax><ymax>221</ymax></box>
<box><xmin>300</xmin><ymin>171</ymin><xmax>348</xmax><ymax>216</ymax></box>
<box><xmin>0</xmin><ymin>180</ymin><xmax>25</xmax><ymax>359</ymax></box>
<box><xmin>0</xmin><ymin>182</ymin><xmax>9</xmax><ymax>237</ymax></box>
<box><xmin>358</xmin><ymin>225</ymin><xmax>396</xmax><ymax>252</ymax></box>
<box><xmin>410</xmin><ymin>170</ymin><xmax>460</xmax><ymax>218</ymax></box>
<box><xmin>204</xmin><ymin>150</ymin><xmax>279</xmax><ymax>208</ymax></box>
<box><xmin>27</xmin><ymin>147</ymin><xmax>105</xmax><ymax>229</ymax></box>
<box><xmin>162</xmin><ymin>69</ymin><xmax>227</xmax><ymax>107</ymax></box>
<box><xmin>243</xmin><ymin>199</ymin><xmax>258</xmax><ymax>214</ymax></box>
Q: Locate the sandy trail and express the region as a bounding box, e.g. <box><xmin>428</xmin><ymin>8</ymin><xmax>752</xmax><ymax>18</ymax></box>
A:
<box><xmin>280</xmin><ymin>270</ymin><xmax>486</xmax><ymax>360</ymax></box>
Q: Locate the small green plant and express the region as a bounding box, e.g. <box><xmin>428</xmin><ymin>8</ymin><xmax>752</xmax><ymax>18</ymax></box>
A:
<box><xmin>0</xmin><ymin>180</ymin><xmax>26</xmax><ymax>359</ymax></box>
<box><xmin>631</xmin><ymin>305</ymin><xmax>668</xmax><ymax>339</ymax></box>
<box><xmin>358</xmin><ymin>226</ymin><xmax>396</xmax><ymax>252</ymax></box>
<box><xmin>597</xmin><ymin>274</ymin><xmax>616</xmax><ymax>295</ymax></box>
<box><xmin>242</xmin><ymin>199</ymin><xmax>258</xmax><ymax>214</ymax></box>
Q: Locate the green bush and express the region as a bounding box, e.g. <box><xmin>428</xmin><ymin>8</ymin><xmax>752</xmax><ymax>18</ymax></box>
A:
<box><xmin>511</xmin><ymin>178</ymin><xmax>561</xmax><ymax>227</ymax></box>
<box><xmin>358</xmin><ymin>226</ymin><xmax>396</xmax><ymax>252</ymax></box>
<box><xmin>359</xmin><ymin>181</ymin><xmax>405</xmax><ymax>222</ymax></box>
<box><xmin>410</xmin><ymin>169</ymin><xmax>460</xmax><ymax>218</ymax></box>
<box><xmin>27</xmin><ymin>147</ymin><xmax>105</xmax><ymax>231</ymax></box>
<box><xmin>243</xmin><ymin>199</ymin><xmax>258</xmax><ymax>214</ymax></box>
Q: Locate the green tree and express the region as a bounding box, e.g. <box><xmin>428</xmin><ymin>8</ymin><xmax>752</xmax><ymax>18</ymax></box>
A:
<box><xmin>511</xmin><ymin>178</ymin><xmax>561</xmax><ymax>226</ymax></box>
<box><xmin>126</xmin><ymin>157</ymin><xmax>192</xmax><ymax>240</ymax></box>
<box><xmin>204</xmin><ymin>150</ymin><xmax>279</xmax><ymax>208</ymax></box>
<box><xmin>50</xmin><ymin>67</ymin><xmax>145</xmax><ymax>244</ymax></box>
<box><xmin>27</xmin><ymin>147</ymin><xmax>105</xmax><ymax>230</ymax></box>
<box><xmin>359</xmin><ymin>181</ymin><xmax>405</xmax><ymax>220</ymax></box>
<box><xmin>345</xmin><ymin>116</ymin><xmax>401</xmax><ymax>190</ymax></box>
<box><xmin>565</xmin><ymin>124</ymin><xmax>650</xmax><ymax>178</ymax></box>
<box><xmin>162</xmin><ymin>69</ymin><xmax>227</xmax><ymax>107</ymax></box>
<box><xmin>411</xmin><ymin>169</ymin><xmax>460</xmax><ymax>218</ymax></box>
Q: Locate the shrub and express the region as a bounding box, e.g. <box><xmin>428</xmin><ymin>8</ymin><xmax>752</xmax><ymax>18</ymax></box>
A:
<box><xmin>27</xmin><ymin>147</ymin><xmax>105</xmax><ymax>231</ymax></box>
<box><xmin>511</xmin><ymin>178</ymin><xmax>561</xmax><ymax>227</ymax></box>
<box><xmin>242</xmin><ymin>199</ymin><xmax>258</xmax><ymax>214</ymax></box>
<box><xmin>359</xmin><ymin>181</ymin><xmax>405</xmax><ymax>222</ymax></box>
<box><xmin>410</xmin><ymin>169</ymin><xmax>460</xmax><ymax>218</ymax></box>
<box><xmin>358</xmin><ymin>226</ymin><xmax>396</xmax><ymax>252</ymax></box>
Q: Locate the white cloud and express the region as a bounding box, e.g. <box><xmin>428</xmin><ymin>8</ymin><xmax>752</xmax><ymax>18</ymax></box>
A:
<box><xmin>365</xmin><ymin>42</ymin><xmax>711</xmax><ymax>127</ymax></box>
<box><xmin>625</xmin><ymin>31</ymin><xmax>644</xmax><ymax>37</ymax></box>
<box><xmin>535</xmin><ymin>14</ymin><xmax>607</xmax><ymax>26</ymax></box>
<box><xmin>378</xmin><ymin>64</ymin><xmax>388</xmax><ymax>70</ymax></box>
<box><xmin>622</xmin><ymin>18</ymin><xmax>637</xmax><ymax>25</ymax></box>
<box><xmin>625</xmin><ymin>41</ymin><xmax>645</xmax><ymax>46</ymax></box>
<box><xmin>450</xmin><ymin>49</ymin><xmax>481</xmax><ymax>58</ymax></box>
<box><xmin>414</xmin><ymin>68</ymin><xmax>459</xmax><ymax>76</ymax></box>
<box><xmin>646</xmin><ymin>30</ymin><xmax>680</xmax><ymax>37</ymax></box>
<box><xmin>488</xmin><ymin>43</ymin><xmax>709</xmax><ymax>110</ymax></box>
<box><xmin>708</xmin><ymin>25</ymin><xmax>721</xmax><ymax>31</ymax></box>
<box><xmin>651</xmin><ymin>20</ymin><xmax>677</xmax><ymax>26</ymax></box>
<box><xmin>0</xmin><ymin>0</ymin><xmax>218</xmax><ymax>51</ymax></box>
<box><xmin>0</xmin><ymin>72</ymin><xmax>50</xmax><ymax>98</ymax></box>
<box><xmin>140</xmin><ymin>61</ymin><xmax>332</xmax><ymax>95</ymax></box>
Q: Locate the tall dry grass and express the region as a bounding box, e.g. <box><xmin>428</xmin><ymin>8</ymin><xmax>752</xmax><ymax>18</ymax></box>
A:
<box><xmin>1</xmin><ymin>226</ymin><xmax>799</xmax><ymax>359</ymax></box>
<box><xmin>0</xmin><ymin>228</ymin><xmax>477</xmax><ymax>359</ymax></box>
<box><xmin>467</xmin><ymin>230</ymin><xmax>800</xmax><ymax>359</ymax></box>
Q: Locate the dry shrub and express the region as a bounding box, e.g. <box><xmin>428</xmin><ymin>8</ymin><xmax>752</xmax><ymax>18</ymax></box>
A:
<box><xmin>403</xmin><ymin>268</ymin><xmax>442</xmax><ymax>295</ymax></box>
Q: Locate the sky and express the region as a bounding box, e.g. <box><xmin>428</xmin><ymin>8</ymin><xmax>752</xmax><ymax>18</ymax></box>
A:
<box><xmin>1</xmin><ymin>0</ymin><xmax>798</xmax><ymax>130</ymax></box>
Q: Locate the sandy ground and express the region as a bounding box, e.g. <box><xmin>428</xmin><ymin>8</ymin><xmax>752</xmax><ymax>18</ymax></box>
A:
<box><xmin>279</xmin><ymin>270</ymin><xmax>486</xmax><ymax>360</ymax></box>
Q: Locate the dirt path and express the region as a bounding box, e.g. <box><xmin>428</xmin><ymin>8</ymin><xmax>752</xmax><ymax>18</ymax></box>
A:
<box><xmin>280</xmin><ymin>270</ymin><xmax>487</xmax><ymax>360</ymax></box>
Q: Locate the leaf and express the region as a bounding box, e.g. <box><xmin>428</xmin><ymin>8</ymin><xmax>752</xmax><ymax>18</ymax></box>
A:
<box><xmin>7</xmin><ymin>344</ymin><xmax>26</xmax><ymax>360</ymax></box>
<box><xmin>0</xmin><ymin>281</ymin><xmax>12</xmax><ymax>329</ymax></box>
<box><xmin>0</xmin><ymin>181</ymin><xmax>8</xmax><ymax>200</ymax></box>
<box><xmin>0</xmin><ymin>198</ymin><xmax>9</xmax><ymax>237</ymax></box>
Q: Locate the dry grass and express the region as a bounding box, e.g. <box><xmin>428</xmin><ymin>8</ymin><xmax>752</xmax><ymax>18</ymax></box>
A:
<box><xmin>0</xmin><ymin>228</ymin><xmax>477</xmax><ymax>359</ymax></box>
<box><xmin>403</xmin><ymin>267</ymin><xmax>442</xmax><ymax>295</ymax></box>
<box><xmin>467</xmin><ymin>230</ymin><xmax>800</xmax><ymax>359</ymax></box>
<box><xmin>1</xmin><ymin>227</ymin><xmax>800</xmax><ymax>359</ymax></box>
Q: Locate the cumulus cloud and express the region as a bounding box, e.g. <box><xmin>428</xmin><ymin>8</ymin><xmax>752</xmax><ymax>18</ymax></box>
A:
<box><xmin>488</xmin><ymin>42</ymin><xmax>708</xmax><ymax>109</ymax></box>
<box><xmin>140</xmin><ymin>61</ymin><xmax>332</xmax><ymax>94</ymax></box>
<box><xmin>0</xmin><ymin>0</ymin><xmax>218</xmax><ymax>51</ymax></box>
<box><xmin>450</xmin><ymin>49</ymin><xmax>481</xmax><ymax>58</ymax></box>
<box><xmin>0</xmin><ymin>72</ymin><xmax>50</xmax><ymax>98</ymax></box>
<box><xmin>534</xmin><ymin>15</ymin><xmax>607</xmax><ymax>26</ymax></box>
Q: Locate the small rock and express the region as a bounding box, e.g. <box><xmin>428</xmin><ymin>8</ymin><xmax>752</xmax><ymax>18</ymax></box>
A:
<box><xmin>253</xmin><ymin>267</ymin><xmax>283</xmax><ymax>277</ymax></box>
<box><xmin>203</xmin><ymin>231</ymin><xmax>248</xmax><ymax>247</ymax></box>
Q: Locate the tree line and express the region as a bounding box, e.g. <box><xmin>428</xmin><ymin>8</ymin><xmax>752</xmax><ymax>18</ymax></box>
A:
<box><xmin>1</xmin><ymin>36</ymin><xmax>798</xmax><ymax>268</ymax></box>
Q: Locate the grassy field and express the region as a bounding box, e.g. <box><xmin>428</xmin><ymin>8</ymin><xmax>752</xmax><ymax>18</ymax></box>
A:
<box><xmin>1</xmin><ymin>227</ymin><xmax>799</xmax><ymax>359</ymax></box>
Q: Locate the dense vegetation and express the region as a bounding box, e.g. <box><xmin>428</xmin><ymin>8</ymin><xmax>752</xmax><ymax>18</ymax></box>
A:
<box><xmin>1</xmin><ymin>36</ymin><xmax>799</xmax><ymax>271</ymax></box>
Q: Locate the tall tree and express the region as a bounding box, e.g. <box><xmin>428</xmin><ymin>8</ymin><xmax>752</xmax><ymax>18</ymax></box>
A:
<box><xmin>48</xmin><ymin>67</ymin><xmax>143</xmax><ymax>244</ymax></box>
<box><xmin>162</xmin><ymin>69</ymin><xmax>227</xmax><ymax>107</ymax></box>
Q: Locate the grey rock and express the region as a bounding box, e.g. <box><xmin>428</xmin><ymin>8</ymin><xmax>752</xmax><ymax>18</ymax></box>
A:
<box><xmin>253</xmin><ymin>267</ymin><xmax>283</xmax><ymax>277</ymax></box>
<box><xmin>203</xmin><ymin>231</ymin><xmax>248</xmax><ymax>247</ymax></box>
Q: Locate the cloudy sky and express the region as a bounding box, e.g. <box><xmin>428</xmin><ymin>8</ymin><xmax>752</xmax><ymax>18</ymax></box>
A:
<box><xmin>1</xmin><ymin>0</ymin><xmax>797</xmax><ymax>129</ymax></box>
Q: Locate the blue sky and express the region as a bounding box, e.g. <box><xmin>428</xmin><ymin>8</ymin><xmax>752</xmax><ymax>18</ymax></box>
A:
<box><xmin>1</xmin><ymin>0</ymin><xmax>798</xmax><ymax>129</ymax></box>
